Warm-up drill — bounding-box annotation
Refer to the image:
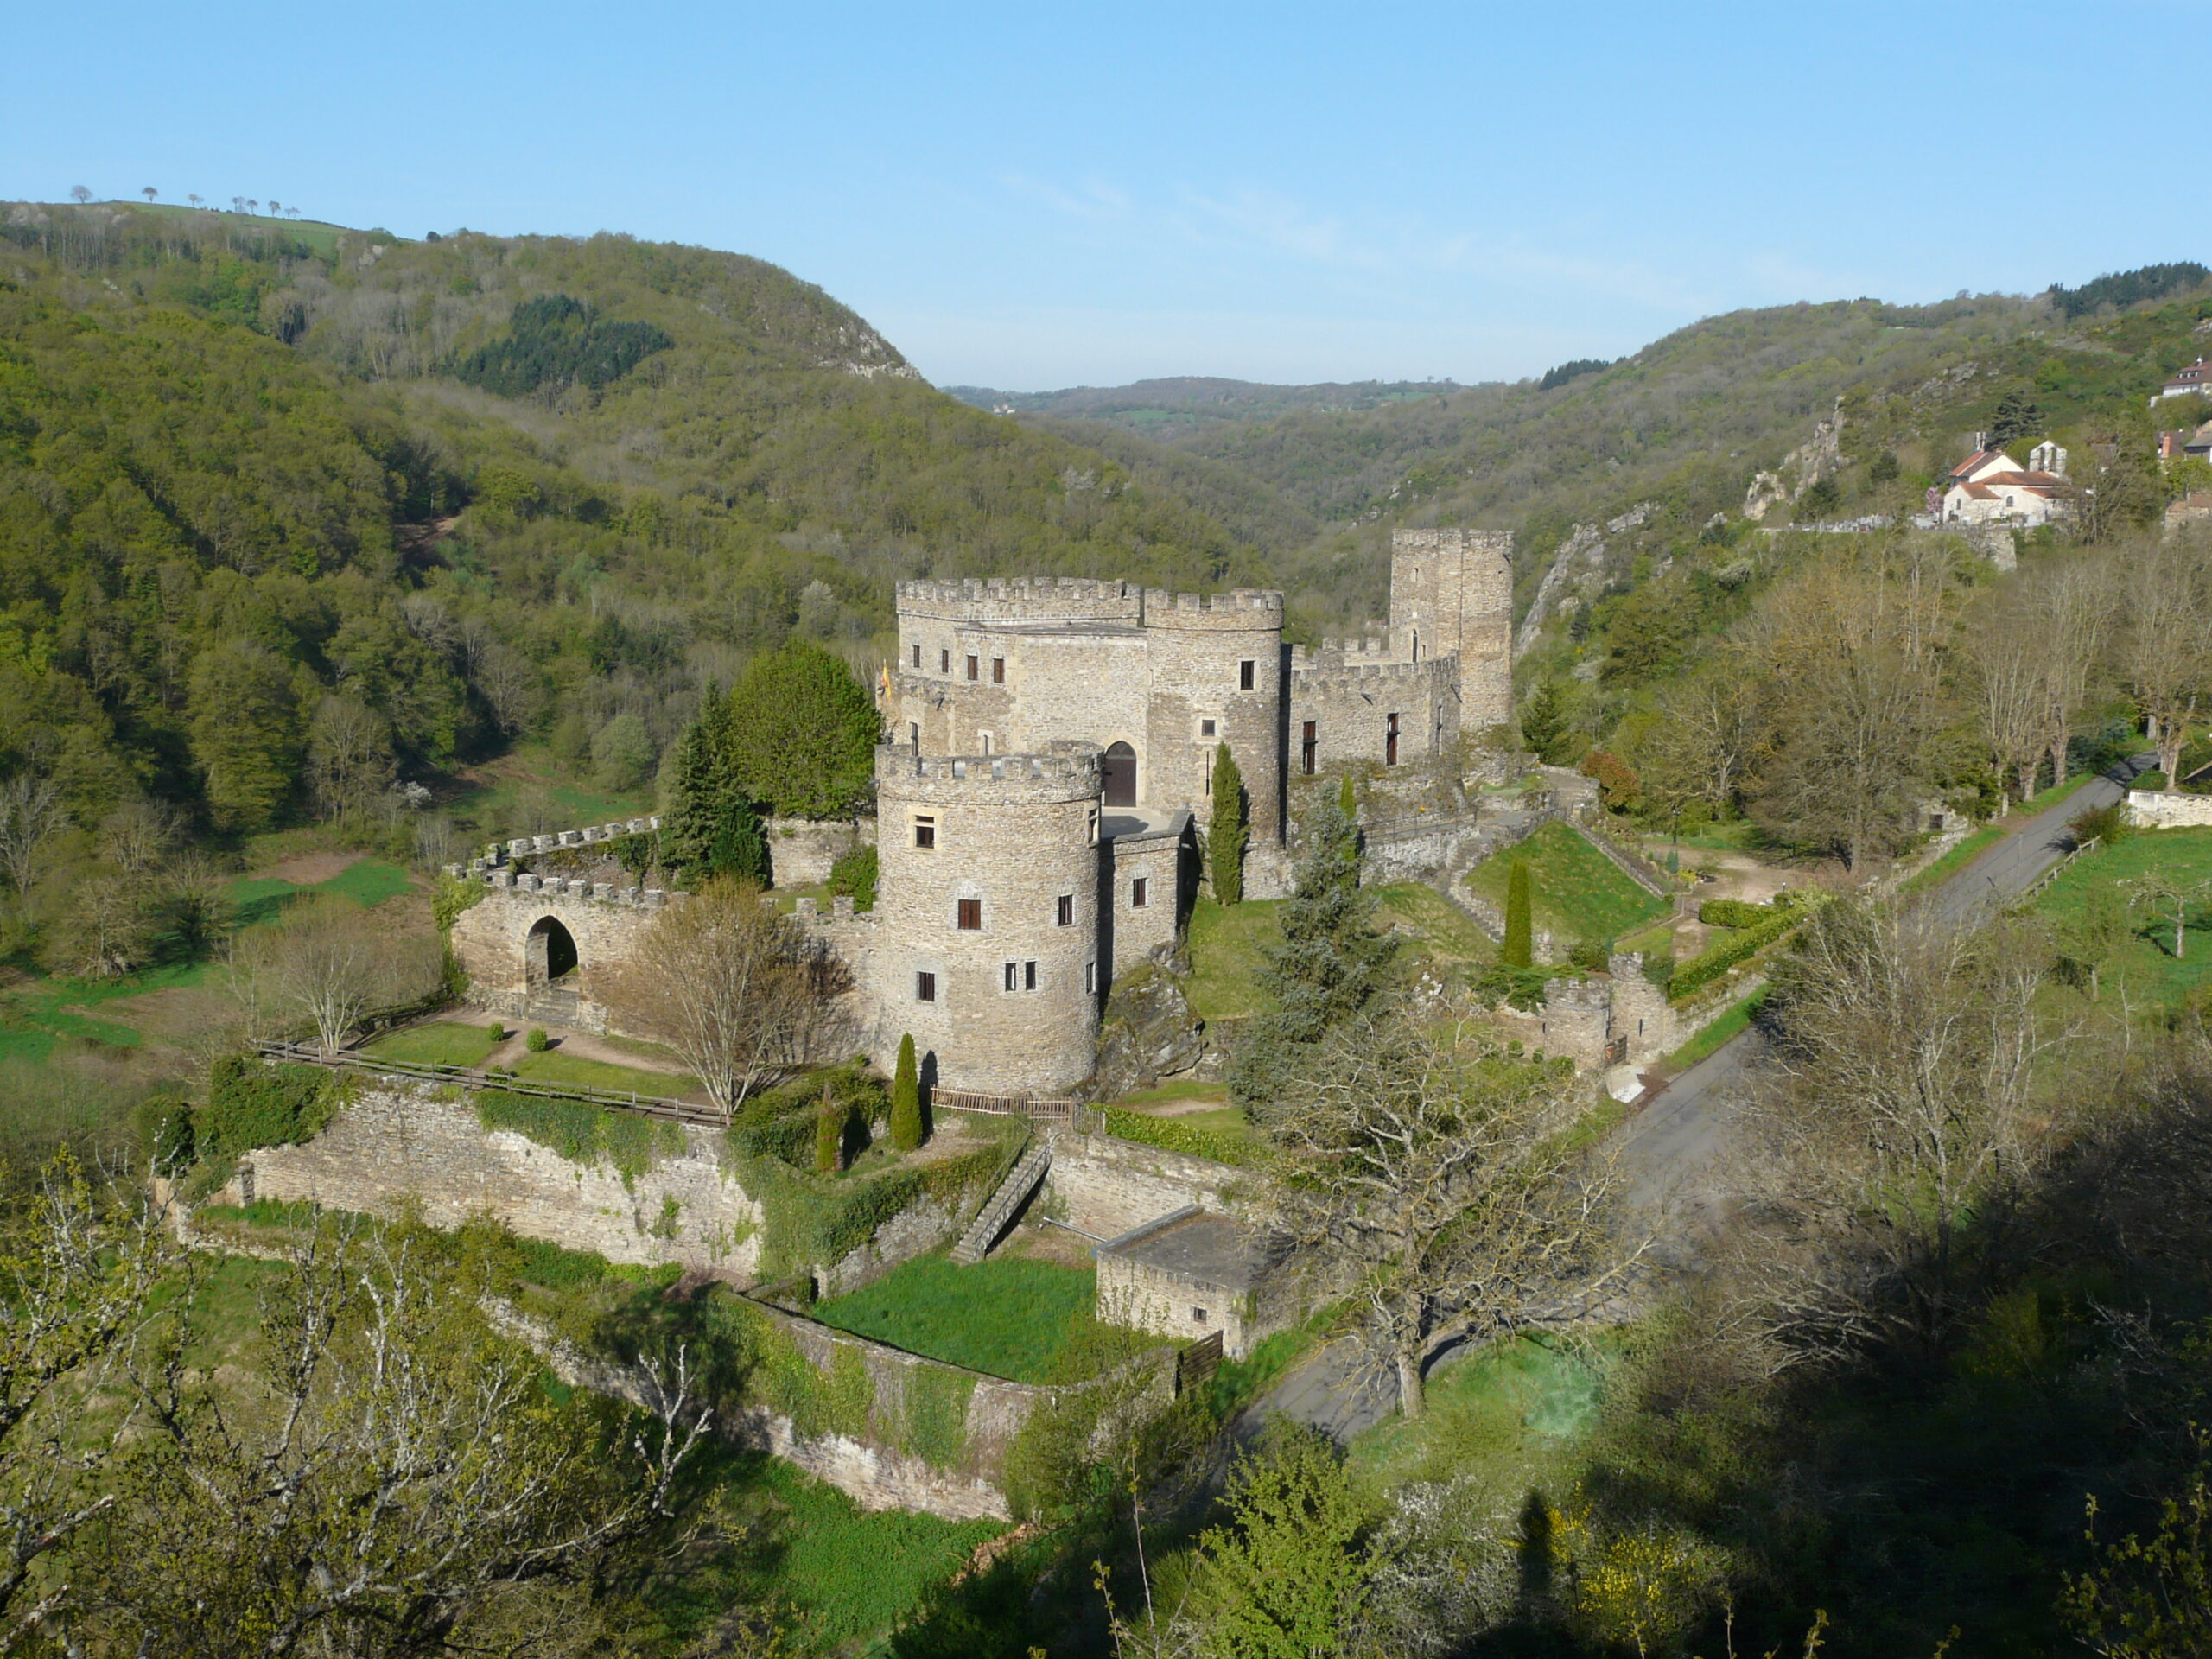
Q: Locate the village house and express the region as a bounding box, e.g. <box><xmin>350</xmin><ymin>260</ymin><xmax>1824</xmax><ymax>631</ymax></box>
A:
<box><xmin>1942</xmin><ymin>443</ymin><xmax>2070</xmax><ymax>529</ymax></box>
<box><xmin>2158</xmin><ymin>422</ymin><xmax>2212</xmax><ymax>463</ymax></box>
<box><xmin>2152</xmin><ymin>358</ymin><xmax>2210</xmax><ymax>404</ymax></box>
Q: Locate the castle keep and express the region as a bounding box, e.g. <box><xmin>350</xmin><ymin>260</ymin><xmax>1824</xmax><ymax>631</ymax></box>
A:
<box><xmin>450</xmin><ymin>530</ymin><xmax>1516</xmax><ymax>1097</ymax></box>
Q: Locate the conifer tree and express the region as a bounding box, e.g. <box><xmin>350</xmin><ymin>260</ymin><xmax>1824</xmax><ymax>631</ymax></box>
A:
<box><xmin>890</xmin><ymin>1033</ymin><xmax>923</xmax><ymax>1151</ymax></box>
<box><xmin>1229</xmin><ymin>796</ymin><xmax>1396</xmax><ymax>1109</ymax></box>
<box><xmin>660</xmin><ymin>686</ymin><xmax>770</xmax><ymax>888</ymax></box>
<box><xmin>1209</xmin><ymin>742</ymin><xmax>1248</xmax><ymax>906</ymax></box>
<box><xmin>815</xmin><ymin>1079</ymin><xmax>843</xmax><ymax>1173</ymax></box>
<box><xmin>1503</xmin><ymin>861</ymin><xmax>1534</xmax><ymax>969</ymax></box>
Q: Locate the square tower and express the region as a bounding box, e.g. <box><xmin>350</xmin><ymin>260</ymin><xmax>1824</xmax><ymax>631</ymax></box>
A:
<box><xmin>1389</xmin><ymin>528</ymin><xmax>1514</xmax><ymax>726</ymax></box>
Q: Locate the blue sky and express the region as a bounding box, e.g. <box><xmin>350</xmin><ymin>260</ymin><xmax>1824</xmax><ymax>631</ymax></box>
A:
<box><xmin>7</xmin><ymin>2</ymin><xmax>2200</xmax><ymax>388</ymax></box>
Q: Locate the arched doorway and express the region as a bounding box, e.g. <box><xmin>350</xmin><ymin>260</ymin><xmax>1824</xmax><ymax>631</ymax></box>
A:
<box><xmin>1101</xmin><ymin>741</ymin><xmax>1137</xmax><ymax>808</ymax></box>
<box><xmin>526</xmin><ymin>916</ymin><xmax>578</xmax><ymax>988</ymax></box>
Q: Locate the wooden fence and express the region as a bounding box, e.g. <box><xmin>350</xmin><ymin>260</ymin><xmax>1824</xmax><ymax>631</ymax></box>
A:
<box><xmin>251</xmin><ymin>1040</ymin><xmax>726</xmax><ymax>1128</ymax></box>
<box><xmin>929</xmin><ymin>1088</ymin><xmax>1077</xmax><ymax>1122</ymax></box>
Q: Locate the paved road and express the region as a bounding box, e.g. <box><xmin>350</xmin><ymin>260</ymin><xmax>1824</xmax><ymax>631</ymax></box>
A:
<box><xmin>1252</xmin><ymin>757</ymin><xmax>2146</xmax><ymax>1439</ymax></box>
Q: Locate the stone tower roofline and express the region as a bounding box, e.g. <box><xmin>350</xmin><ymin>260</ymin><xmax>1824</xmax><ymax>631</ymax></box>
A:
<box><xmin>874</xmin><ymin>741</ymin><xmax>1103</xmax><ymax>799</ymax></box>
<box><xmin>1138</xmin><ymin>588</ymin><xmax>1285</xmax><ymax>618</ymax></box>
<box><xmin>1392</xmin><ymin>526</ymin><xmax>1515</xmax><ymax>553</ymax></box>
<box><xmin>895</xmin><ymin>576</ymin><xmax>1143</xmax><ymax>626</ymax></box>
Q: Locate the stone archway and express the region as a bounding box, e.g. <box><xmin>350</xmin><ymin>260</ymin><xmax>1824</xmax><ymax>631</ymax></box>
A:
<box><xmin>1101</xmin><ymin>741</ymin><xmax>1138</xmax><ymax>808</ymax></box>
<box><xmin>526</xmin><ymin>915</ymin><xmax>579</xmax><ymax>989</ymax></box>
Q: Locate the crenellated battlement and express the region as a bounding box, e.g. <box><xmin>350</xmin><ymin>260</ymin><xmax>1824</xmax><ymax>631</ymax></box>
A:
<box><xmin>875</xmin><ymin>741</ymin><xmax>1103</xmax><ymax>802</ymax></box>
<box><xmin>447</xmin><ymin>865</ymin><xmax>676</xmax><ymax>910</ymax></box>
<box><xmin>474</xmin><ymin>817</ymin><xmax>661</xmax><ymax>867</ymax></box>
<box><xmin>1288</xmin><ymin>653</ymin><xmax>1453</xmax><ymax>686</ymax></box>
<box><xmin>1140</xmin><ymin>588</ymin><xmax>1285</xmax><ymax>629</ymax></box>
<box><xmin>897</xmin><ymin>576</ymin><xmax>1142</xmax><ymax>626</ymax></box>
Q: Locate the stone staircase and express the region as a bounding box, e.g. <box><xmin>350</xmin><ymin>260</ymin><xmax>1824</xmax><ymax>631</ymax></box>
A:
<box><xmin>951</xmin><ymin>1139</ymin><xmax>1053</xmax><ymax>1265</ymax></box>
<box><xmin>522</xmin><ymin>984</ymin><xmax>582</xmax><ymax>1027</ymax></box>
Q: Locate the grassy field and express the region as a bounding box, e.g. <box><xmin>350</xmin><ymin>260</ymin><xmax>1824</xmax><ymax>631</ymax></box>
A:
<box><xmin>810</xmin><ymin>1252</ymin><xmax>1126</xmax><ymax>1383</ymax></box>
<box><xmin>227</xmin><ymin>857</ymin><xmax>413</xmax><ymax>927</ymax></box>
<box><xmin>1184</xmin><ymin>896</ymin><xmax>1281</xmax><ymax>1020</ymax></box>
<box><xmin>1372</xmin><ymin>881</ymin><xmax>1495</xmax><ymax>966</ymax></box>
<box><xmin>1464</xmin><ymin>822</ymin><xmax>1672</xmax><ymax>945</ymax></box>
<box><xmin>511</xmin><ymin>1049</ymin><xmax>699</xmax><ymax>1097</ymax></box>
<box><xmin>362</xmin><ymin>1020</ymin><xmax>502</xmax><ymax>1068</ymax></box>
<box><xmin>447</xmin><ymin>745</ymin><xmax>654</xmax><ymax>842</ymax></box>
<box><xmin>2031</xmin><ymin>827</ymin><xmax>2212</xmax><ymax>1007</ymax></box>
<box><xmin>1345</xmin><ymin>1333</ymin><xmax>1611</xmax><ymax>1503</ymax></box>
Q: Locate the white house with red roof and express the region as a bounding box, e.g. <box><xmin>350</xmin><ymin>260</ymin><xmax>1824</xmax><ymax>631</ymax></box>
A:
<box><xmin>2154</xmin><ymin>359</ymin><xmax>2209</xmax><ymax>404</ymax></box>
<box><xmin>1942</xmin><ymin>444</ymin><xmax>2070</xmax><ymax>528</ymax></box>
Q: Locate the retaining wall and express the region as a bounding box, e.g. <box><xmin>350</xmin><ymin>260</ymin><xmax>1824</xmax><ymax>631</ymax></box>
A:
<box><xmin>2126</xmin><ymin>789</ymin><xmax>2212</xmax><ymax>829</ymax></box>
<box><xmin>1046</xmin><ymin>1128</ymin><xmax>1251</xmax><ymax>1239</ymax></box>
<box><xmin>235</xmin><ymin>1082</ymin><xmax>765</xmax><ymax>1276</ymax></box>
<box><xmin>767</xmin><ymin>817</ymin><xmax>868</xmax><ymax>886</ymax></box>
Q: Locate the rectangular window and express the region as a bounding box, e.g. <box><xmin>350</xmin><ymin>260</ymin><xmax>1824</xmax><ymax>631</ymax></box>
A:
<box><xmin>1301</xmin><ymin>721</ymin><xmax>1317</xmax><ymax>775</ymax></box>
<box><xmin>1024</xmin><ymin>960</ymin><xmax>1037</xmax><ymax>991</ymax></box>
<box><xmin>957</xmin><ymin>898</ymin><xmax>982</xmax><ymax>930</ymax></box>
<box><xmin>914</xmin><ymin>816</ymin><xmax>935</xmax><ymax>849</ymax></box>
<box><xmin>1085</xmin><ymin>961</ymin><xmax>1097</xmax><ymax>995</ymax></box>
<box><xmin>911</xmin><ymin>643</ymin><xmax>921</xmax><ymax>668</ymax></box>
<box><xmin>1131</xmin><ymin>877</ymin><xmax>1148</xmax><ymax>909</ymax></box>
<box><xmin>992</xmin><ymin>657</ymin><xmax>1005</xmax><ymax>684</ymax></box>
<box><xmin>966</xmin><ymin>655</ymin><xmax>979</xmax><ymax>681</ymax></box>
<box><xmin>1004</xmin><ymin>960</ymin><xmax>1019</xmax><ymax>993</ymax></box>
<box><xmin>1192</xmin><ymin>1306</ymin><xmax>1209</xmax><ymax>1324</ymax></box>
<box><xmin>939</xmin><ymin>648</ymin><xmax>950</xmax><ymax>673</ymax></box>
<box><xmin>916</xmin><ymin>971</ymin><xmax>937</xmax><ymax>1003</ymax></box>
<box><xmin>1200</xmin><ymin>718</ymin><xmax>1217</xmax><ymax>738</ymax></box>
<box><xmin>1238</xmin><ymin>659</ymin><xmax>1255</xmax><ymax>690</ymax></box>
<box><xmin>1087</xmin><ymin>810</ymin><xmax>1099</xmax><ymax>846</ymax></box>
<box><xmin>1057</xmin><ymin>893</ymin><xmax>1073</xmax><ymax>926</ymax></box>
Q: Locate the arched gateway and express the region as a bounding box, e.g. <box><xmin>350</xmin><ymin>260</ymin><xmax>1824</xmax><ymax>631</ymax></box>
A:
<box><xmin>525</xmin><ymin>914</ymin><xmax>578</xmax><ymax>988</ymax></box>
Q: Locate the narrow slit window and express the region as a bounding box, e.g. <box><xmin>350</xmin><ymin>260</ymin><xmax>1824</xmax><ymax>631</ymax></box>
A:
<box><xmin>957</xmin><ymin>898</ymin><xmax>982</xmax><ymax>930</ymax></box>
<box><xmin>1024</xmin><ymin>960</ymin><xmax>1037</xmax><ymax>991</ymax></box>
<box><xmin>1301</xmin><ymin>721</ymin><xmax>1317</xmax><ymax>775</ymax></box>
<box><xmin>1238</xmin><ymin>659</ymin><xmax>1255</xmax><ymax>690</ymax></box>
<box><xmin>1130</xmin><ymin>877</ymin><xmax>1148</xmax><ymax>909</ymax></box>
<box><xmin>911</xmin><ymin>643</ymin><xmax>921</xmax><ymax>668</ymax></box>
<box><xmin>1057</xmin><ymin>893</ymin><xmax>1073</xmax><ymax>926</ymax></box>
<box><xmin>1084</xmin><ymin>960</ymin><xmax>1097</xmax><ymax>995</ymax></box>
<box><xmin>992</xmin><ymin>657</ymin><xmax>1005</xmax><ymax>683</ymax></box>
<box><xmin>1386</xmin><ymin>711</ymin><xmax>1400</xmax><ymax>767</ymax></box>
<box><xmin>965</xmin><ymin>654</ymin><xmax>979</xmax><ymax>681</ymax></box>
<box><xmin>916</xmin><ymin>971</ymin><xmax>937</xmax><ymax>1003</ymax></box>
<box><xmin>1003</xmin><ymin>960</ymin><xmax>1019</xmax><ymax>992</ymax></box>
<box><xmin>909</xmin><ymin>721</ymin><xmax>919</xmax><ymax>746</ymax></box>
<box><xmin>939</xmin><ymin>648</ymin><xmax>950</xmax><ymax>673</ymax></box>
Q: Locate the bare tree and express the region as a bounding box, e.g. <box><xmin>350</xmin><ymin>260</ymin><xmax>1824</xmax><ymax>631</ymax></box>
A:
<box><xmin>2123</xmin><ymin>537</ymin><xmax>2212</xmax><ymax>785</ymax></box>
<box><xmin>80</xmin><ymin>1217</ymin><xmax>709</xmax><ymax>1656</ymax></box>
<box><xmin>306</xmin><ymin>696</ymin><xmax>397</xmax><ymax>823</ymax></box>
<box><xmin>2127</xmin><ymin>870</ymin><xmax>2212</xmax><ymax>962</ymax></box>
<box><xmin>47</xmin><ymin>874</ymin><xmax>153</xmax><ymax>980</ymax></box>
<box><xmin>1730</xmin><ymin>900</ymin><xmax>2066</xmax><ymax>1363</ymax></box>
<box><xmin>0</xmin><ymin>1155</ymin><xmax>177</xmax><ymax>1648</ymax></box>
<box><xmin>1960</xmin><ymin>585</ymin><xmax>2050</xmax><ymax>808</ymax></box>
<box><xmin>608</xmin><ymin>880</ymin><xmax>842</xmax><ymax>1120</ymax></box>
<box><xmin>1637</xmin><ymin>664</ymin><xmax>1760</xmax><ymax>822</ymax></box>
<box><xmin>2030</xmin><ymin>555</ymin><xmax>2117</xmax><ymax>790</ymax></box>
<box><xmin>95</xmin><ymin>798</ymin><xmax>178</xmax><ymax>876</ymax></box>
<box><xmin>1260</xmin><ymin>1011</ymin><xmax>1643</xmax><ymax>1414</ymax></box>
<box><xmin>249</xmin><ymin>894</ymin><xmax>395</xmax><ymax>1052</ymax></box>
<box><xmin>0</xmin><ymin>774</ymin><xmax>67</xmax><ymax>925</ymax></box>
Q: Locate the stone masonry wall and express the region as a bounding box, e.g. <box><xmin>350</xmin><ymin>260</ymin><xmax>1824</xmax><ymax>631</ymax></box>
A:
<box><xmin>2127</xmin><ymin>790</ymin><xmax>2212</xmax><ymax>829</ymax></box>
<box><xmin>1108</xmin><ymin>820</ymin><xmax>1191</xmax><ymax>974</ymax></box>
<box><xmin>766</xmin><ymin>817</ymin><xmax>867</xmax><ymax>887</ymax></box>
<box><xmin>448</xmin><ymin>885</ymin><xmax>666</xmax><ymax>1034</ymax></box>
<box><xmin>1046</xmin><ymin>1130</ymin><xmax>1249</xmax><ymax>1239</ymax></box>
<box><xmin>1389</xmin><ymin>527</ymin><xmax>1515</xmax><ymax>727</ymax></box>
<box><xmin>238</xmin><ymin>1082</ymin><xmax>765</xmax><ymax>1276</ymax></box>
<box><xmin>1288</xmin><ymin>656</ymin><xmax>1459</xmax><ymax>776</ymax></box>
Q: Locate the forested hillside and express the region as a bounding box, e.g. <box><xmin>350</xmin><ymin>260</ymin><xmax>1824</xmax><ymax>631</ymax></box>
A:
<box><xmin>0</xmin><ymin>200</ymin><xmax>1259</xmax><ymax>842</ymax></box>
<box><xmin>963</xmin><ymin>272</ymin><xmax>2212</xmax><ymax>631</ymax></box>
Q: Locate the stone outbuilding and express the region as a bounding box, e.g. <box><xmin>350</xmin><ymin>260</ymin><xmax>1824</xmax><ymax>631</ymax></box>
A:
<box><xmin>1094</xmin><ymin>1206</ymin><xmax>1285</xmax><ymax>1359</ymax></box>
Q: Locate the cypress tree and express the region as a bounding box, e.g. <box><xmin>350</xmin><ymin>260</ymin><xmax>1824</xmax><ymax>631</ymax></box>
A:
<box><xmin>1208</xmin><ymin>741</ymin><xmax>1248</xmax><ymax>906</ymax></box>
<box><xmin>1338</xmin><ymin>772</ymin><xmax>1357</xmax><ymax>823</ymax></box>
<box><xmin>814</xmin><ymin>1079</ymin><xmax>843</xmax><ymax>1173</ymax></box>
<box><xmin>1503</xmin><ymin>861</ymin><xmax>1534</xmax><ymax>969</ymax></box>
<box><xmin>890</xmin><ymin>1033</ymin><xmax>923</xmax><ymax>1151</ymax></box>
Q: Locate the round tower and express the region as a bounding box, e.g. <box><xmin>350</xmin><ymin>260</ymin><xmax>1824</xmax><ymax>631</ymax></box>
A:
<box><xmin>872</xmin><ymin>742</ymin><xmax>1103</xmax><ymax>1096</ymax></box>
<box><xmin>1141</xmin><ymin>589</ymin><xmax>1287</xmax><ymax>843</ymax></box>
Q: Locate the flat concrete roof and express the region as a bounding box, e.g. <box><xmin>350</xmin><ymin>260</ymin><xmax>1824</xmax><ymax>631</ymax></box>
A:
<box><xmin>1103</xmin><ymin>806</ymin><xmax>1190</xmax><ymax>842</ymax></box>
<box><xmin>1096</xmin><ymin>1208</ymin><xmax>1263</xmax><ymax>1291</ymax></box>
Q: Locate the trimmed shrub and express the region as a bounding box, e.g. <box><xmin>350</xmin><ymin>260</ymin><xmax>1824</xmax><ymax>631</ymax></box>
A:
<box><xmin>524</xmin><ymin>1027</ymin><xmax>550</xmax><ymax>1052</ymax></box>
<box><xmin>200</xmin><ymin>1057</ymin><xmax>338</xmax><ymax>1160</ymax></box>
<box><xmin>1698</xmin><ymin>898</ymin><xmax>1777</xmax><ymax>929</ymax></box>
<box><xmin>1102</xmin><ymin>1106</ymin><xmax>1262</xmax><ymax>1169</ymax></box>
<box><xmin>2070</xmin><ymin>801</ymin><xmax>2131</xmax><ymax>849</ymax></box>
<box><xmin>1669</xmin><ymin>896</ymin><xmax>1827</xmax><ymax>1002</ymax></box>
<box><xmin>486</xmin><ymin>1022</ymin><xmax>507</xmax><ymax>1043</ymax></box>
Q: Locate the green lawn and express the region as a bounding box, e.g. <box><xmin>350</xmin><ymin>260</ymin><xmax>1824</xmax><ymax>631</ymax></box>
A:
<box><xmin>228</xmin><ymin>857</ymin><xmax>413</xmax><ymax>927</ymax></box>
<box><xmin>1184</xmin><ymin>896</ymin><xmax>1281</xmax><ymax>1020</ymax></box>
<box><xmin>510</xmin><ymin>1049</ymin><xmax>698</xmax><ymax>1097</ymax></box>
<box><xmin>1464</xmin><ymin>822</ymin><xmax>1672</xmax><ymax>946</ymax></box>
<box><xmin>0</xmin><ymin>960</ymin><xmax>212</xmax><ymax>1063</ymax></box>
<box><xmin>811</xmin><ymin>1253</ymin><xmax>1129</xmax><ymax>1383</ymax></box>
<box><xmin>1108</xmin><ymin>1078</ymin><xmax>1227</xmax><ymax>1109</ymax></box>
<box><xmin>362</xmin><ymin>1020</ymin><xmax>502</xmax><ymax>1068</ymax></box>
<box><xmin>2031</xmin><ymin>827</ymin><xmax>2212</xmax><ymax>1007</ymax></box>
<box><xmin>1373</xmin><ymin>881</ymin><xmax>1496</xmax><ymax>965</ymax></box>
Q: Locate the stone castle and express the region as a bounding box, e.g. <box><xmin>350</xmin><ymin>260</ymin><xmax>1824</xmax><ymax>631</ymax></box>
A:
<box><xmin>448</xmin><ymin>529</ymin><xmax>1516</xmax><ymax>1098</ymax></box>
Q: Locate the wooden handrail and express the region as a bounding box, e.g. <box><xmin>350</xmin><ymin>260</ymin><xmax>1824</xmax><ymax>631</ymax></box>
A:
<box><xmin>251</xmin><ymin>1041</ymin><xmax>725</xmax><ymax>1126</ymax></box>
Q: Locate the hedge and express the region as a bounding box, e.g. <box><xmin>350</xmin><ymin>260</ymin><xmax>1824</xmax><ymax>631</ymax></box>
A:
<box><xmin>1697</xmin><ymin>898</ymin><xmax>1778</xmax><ymax>929</ymax></box>
<box><xmin>200</xmin><ymin>1057</ymin><xmax>340</xmax><ymax>1159</ymax></box>
<box><xmin>474</xmin><ymin>1090</ymin><xmax>685</xmax><ymax>1182</ymax></box>
<box><xmin>1669</xmin><ymin>895</ymin><xmax>1827</xmax><ymax>1002</ymax></box>
<box><xmin>1102</xmin><ymin>1107</ymin><xmax>1263</xmax><ymax>1170</ymax></box>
